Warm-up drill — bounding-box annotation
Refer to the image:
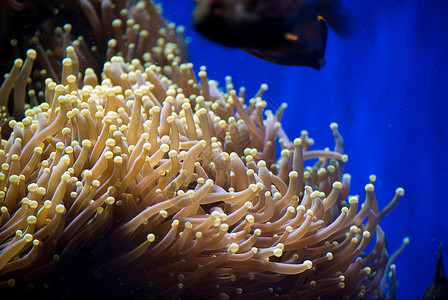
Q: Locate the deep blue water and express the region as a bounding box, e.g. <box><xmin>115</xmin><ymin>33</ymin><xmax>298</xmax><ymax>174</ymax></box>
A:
<box><xmin>162</xmin><ymin>1</ymin><xmax>448</xmax><ymax>299</ymax></box>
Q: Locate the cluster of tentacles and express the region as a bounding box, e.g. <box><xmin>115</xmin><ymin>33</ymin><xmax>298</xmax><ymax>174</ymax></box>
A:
<box><xmin>0</xmin><ymin>1</ymin><xmax>407</xmax><ymax>299</ymax></box>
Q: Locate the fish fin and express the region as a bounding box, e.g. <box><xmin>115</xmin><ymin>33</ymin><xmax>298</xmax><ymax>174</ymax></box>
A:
<box><xmin>318</xmin><ymin>0</ymin><xmax>355</xmax><ymax>37</ymax></box>
<box><xmin>436</xmin><ymin>245</ymin><xmax>447</xmax><ymax>282</ymax></box>
<box><xmin>242</xmin><ymin>48</ymin><xmax>280</xmax><ymax>65</ymax></box>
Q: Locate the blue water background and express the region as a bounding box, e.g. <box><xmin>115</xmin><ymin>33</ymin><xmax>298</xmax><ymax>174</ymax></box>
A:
<box><xmin>161</xmin><ymin>1</ymin><xmax>448</xmax><ymax>299</ymax></box>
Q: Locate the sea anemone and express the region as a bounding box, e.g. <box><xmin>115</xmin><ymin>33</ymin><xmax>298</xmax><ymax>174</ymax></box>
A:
<box><xmin>1</xmin><ymin>0</ymin><xmax>188</xmax><ymax>125</ymax></box>
<box><xmin>0</xmin><ymin>1</ymin><xmax>407</xmax><ymax>299</ymax></box>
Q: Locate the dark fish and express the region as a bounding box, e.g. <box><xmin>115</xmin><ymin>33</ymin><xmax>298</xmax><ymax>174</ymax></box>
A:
<box><xmin>192</xmin><ymin>0</ymin><xmax>353</xmax><ymax>69</ymax></box>
<box><xmin>423</xmin><ymin>244</ymin><xmax>448</xmax><ymax>300</ymax></box>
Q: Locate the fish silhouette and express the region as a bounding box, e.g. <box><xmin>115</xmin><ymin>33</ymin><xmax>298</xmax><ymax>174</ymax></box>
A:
<box><xmin>423</xmin><ymin>244</ymin><xmax>448</xmax><ymax>300</ymax></box>
<box><xmin>192</xmin><ymin>0</ymin><xmax>353</xmax><ymax>69</ymax></box>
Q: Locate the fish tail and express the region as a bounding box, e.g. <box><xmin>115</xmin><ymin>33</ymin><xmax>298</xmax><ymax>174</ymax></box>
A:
<box><xmin>317</xmin><ymin>0</ymin><xmax>355</xmax><ymax>37</ymax></box>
